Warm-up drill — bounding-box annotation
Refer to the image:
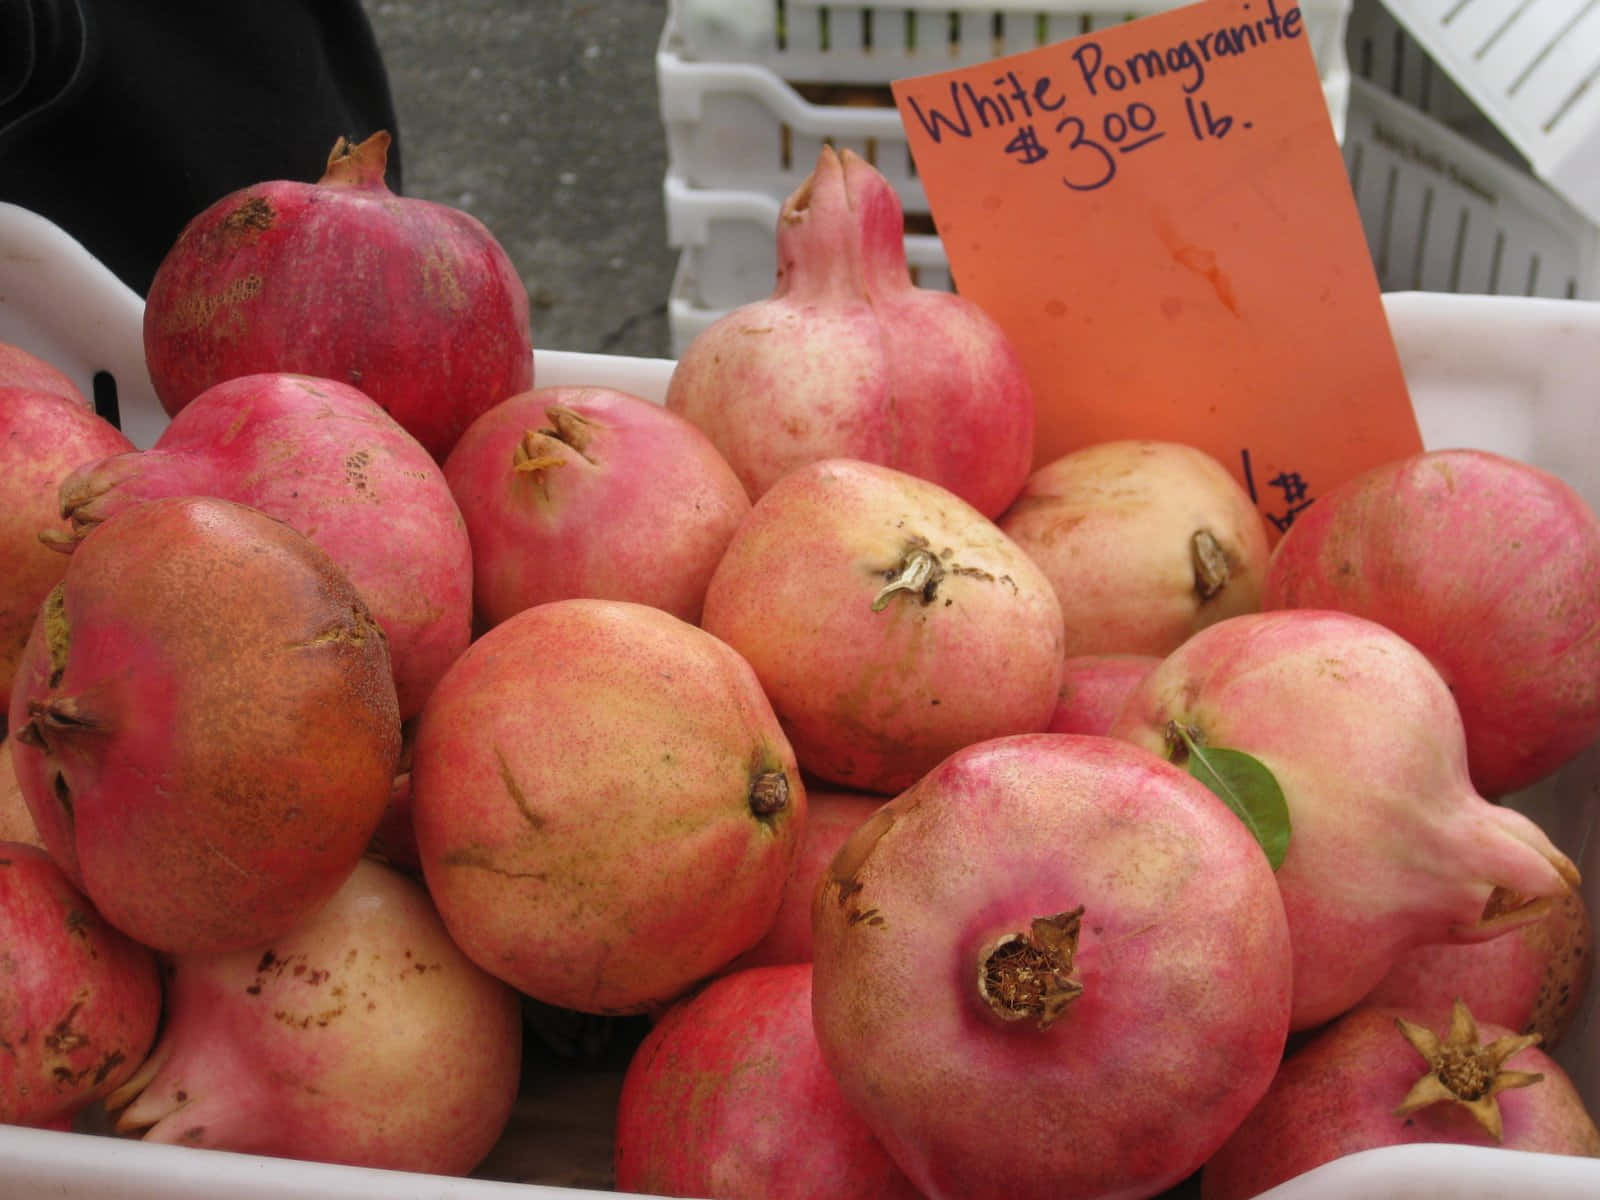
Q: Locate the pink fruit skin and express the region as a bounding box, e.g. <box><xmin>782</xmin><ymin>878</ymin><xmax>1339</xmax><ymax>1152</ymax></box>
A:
<box><xmin>701</xmin><ymin>457</ymin><xmax>1065</xmax><ymax>795</ymax></box>
<box><xmin>811</xmin><ymin>733</ymin><xmax>1294</xmax><ymax>1200</ymax></box>
<box><xmin>1263</xmin><ymin>448</ymin><xmax>1600</xmax><ymax>797</ymax></box>
<box><xmin>1362</xmin><ymin>883</ymin><xmax>1593</xmax><ymax>1049</ymax></box>
<box><xmin>667</xmin><ymin>145</ymin><xmax>1034</xmax><ymax>519</ymax></box>
<box><xmin>8</xmin><ymin>496</ymin><xmax>401</xmax><ymax>955</ymax></box>
<box><xmin>0</xmin><ymin>343</ymin><xmax>87</xmax><ymax>406</ymax></box>
<box><xmin>56</xmin><ymin>372</ymin><xmax>473</xmax><ymax>719</ymax></box>
<box><xmin>143</xmin><ymin>132</ymin><xmax>533</xmax><ymax>462</ymax></box>
<box><xmin>1201</xmin><ymin>1005</ymin><xmax>1600</xmax><ymax>1200</ymax></box>
<box><xmin>1046</xmin><ymin>654</ymin><xmax>1161</xmax><ymax>736</ymax></box>
<box><xmin>1109</xmin><ymin>609</ymin><xmax>1580</xmax><ymax>1031</ymax></box>
<box><xmin>442</xmin><ymin>385</ymin><xmax>751</xmax><ymax>628</ymax></box>
<box><xmin>725</xmin><ymin>787</ymin><xmax>885</xmax><ymax>971</ymax></box>
<box><xmin>107</xmin><ymin>857</ymin><xmax>524</xmax><ymax>1176</ymax></box>
<box><xmin>999</xmin><ymin>440</ymin><xmax>1272</xmax><ymax>658</ymax></box>
<box><xmin>1</xmin><ymin>388</ymin><xmax>134</xmax><ymax>710</ymax></box>
<box><xmin>412</xmin><ymin>598</ymin><xmax>806</xmax><ymax>1015</ymax></box>
<box><xmin>0</xmin><ymin>841</ymin><xmax>163</xmax><ymax>1128</ymax></box>
<box><xmin>614</xmin><ymin>962</ymin><xmax>922</xmax><ymax>1199</ymax></box>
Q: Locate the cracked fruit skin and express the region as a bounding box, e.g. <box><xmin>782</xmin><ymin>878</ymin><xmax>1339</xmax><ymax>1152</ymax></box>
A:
<box><xmin>1</xmin><ymin>387</ymin><xmax>134</xmax><ymax>712</ymax></box>
<box><xmin>810</xmin><ymin>733</ymin><xmax>1293</xmax><ymax>1200</ymax></box>
<box><xmin>7</xmin><ymin>496</ymin><xmax>401</xmax><ymax>955</ymax></box>
<box><xmin>1109</xmin><ymin>609</ymin><xmax>1579</xmax><ymax>1032</ymax></box>
<box><xmin>106</xmin><ymin>857</ymin><xmax>523</xmax><ymax>1176</ymax></box>
<box><xmin>614</xmin><ymin>962</ymin><xmax>921</xmax><ymax>1199</ymax></box>
<box><xmin>1263</xmin><ymin>447</ymin><xmax>1600</xmax><ymax>797</ymax></box>
<box><xmin>0</xmin><ymin>841</ymin><xmax>162</xmax><ymax>1130</ymax></box>
<box><xmin>1200</xmin><ymin>1002</ymin><xmax>1600</xmax><ymax>1200</ymax></box>
<box><xmin>411</xmin><ymin>597</ymin><xmax>806</xmax><ymax>1015</ymax></box>
<box><xmin>701</xmin><ymin>457</ymin><xmax>1064</xmax><ymax>795</ymax></box>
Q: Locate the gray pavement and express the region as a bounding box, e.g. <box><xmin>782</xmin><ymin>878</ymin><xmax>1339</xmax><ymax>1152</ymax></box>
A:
<box><xmin>362</xmin><ymin>1</ymin><xmax>679</xmax><ymax>362</ymax></box>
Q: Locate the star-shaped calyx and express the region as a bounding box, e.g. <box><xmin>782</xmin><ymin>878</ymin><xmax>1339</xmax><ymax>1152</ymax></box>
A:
<box><xmin>1393</xmin><ymin>997</ymin><xmax>1545</xmax><ymax>1141</ymax></box>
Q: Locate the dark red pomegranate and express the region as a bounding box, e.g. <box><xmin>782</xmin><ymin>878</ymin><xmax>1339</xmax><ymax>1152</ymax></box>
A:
<box><xmin>142</xmin><ymin>131</ymin><xmax>533</xmax><ymax>461</ymax></box>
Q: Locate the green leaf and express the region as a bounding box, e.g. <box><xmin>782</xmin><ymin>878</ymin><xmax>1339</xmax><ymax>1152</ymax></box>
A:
<box><xmin>1169</xmin><ymin>725</ymin><xmax>1291</xmax><ymax>870</ymax></box>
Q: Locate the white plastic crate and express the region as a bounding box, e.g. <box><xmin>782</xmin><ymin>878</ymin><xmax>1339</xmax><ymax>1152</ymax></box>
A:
<box><xmin>658</xmin><ymin>3</ymin><xmax>1354</xmax><ymax>215</ymax></box>
<box><xmin>8</xmin><ymin>201</ymin><xmax>1600</xmax><ymax>1197</ymax></box>
<box><xmin>1367</xmin><ymin>0</ymin><xmax>1600</xmax><ymax>228</ymax></box>
<box><xmin>1343</xmin><ymin>0</ymin><xmax>1600</xmax><ymax>298</ymax></box>
<box><xmin>668</xmin><ymin>0</ymin><xmax>1354</xmax><ymax>87</ymax></box>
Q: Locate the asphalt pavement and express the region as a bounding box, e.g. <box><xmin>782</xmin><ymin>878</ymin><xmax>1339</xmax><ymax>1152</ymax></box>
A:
<box><xmin>361</xmin><ymin>1</ymin><xmax>679</xmax><ymax>362</ymax></box>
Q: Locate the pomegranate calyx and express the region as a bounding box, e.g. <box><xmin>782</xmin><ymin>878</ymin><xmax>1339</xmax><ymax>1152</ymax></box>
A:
<box><xmin>1191</xmin><ymin>529</ymin><xmax>1230</xmax><ymax>601</ymax></box>
<box><xmin>872</xmin><ymin>544</ymin><xmax>945</xmax><ymax>612</ymax></box>
<box><xmin>543</xmin><ymin>405</ymin><xmax>597</xmax><ymax>457</ymax></box>
<box><xmin>511</xmin><ymin>430</ymin><xmax>570</xmax><ymax>477</ymax></box>
<box><xmin>748</xmin><ymin>770</ymin><xmax>790</xmax><ymax>818</ymax></box>
<box><xmin>1393</xmin><ymin>997</ymin><xmax>1545</xmax><ymax>1141</ymax></box>
<box><xmin>978</xmin><ymin>907</ymin><xmax>1085</xmax><ymax>1030</ymax></box>
<box><xmin>319</xmin><ymin>131</ymin><xmax>394</xmax><ymax>190</ymax></box>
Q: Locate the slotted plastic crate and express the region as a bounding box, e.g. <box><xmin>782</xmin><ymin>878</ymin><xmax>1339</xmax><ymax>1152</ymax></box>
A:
<box><xmin>1370</xmin><ymin>0</ymin><xmax>1600</xmax><ymax>227</ymax></box>
<box><xmin>668</xmin><ymin>0</ymin><xmax>1354</xmax><ymax>87</ymax></box>
<box><xmin>659</xmin><ymin>3</ymin><xmax>1355</xmax><ymax>217</ymax></box>
<box><xmin>1343</xmin><ymin>0</ymin><xmax>1600</xmax><ymax>298</ymax></box>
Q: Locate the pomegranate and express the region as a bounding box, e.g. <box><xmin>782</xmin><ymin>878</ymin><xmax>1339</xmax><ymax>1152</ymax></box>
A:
<box><xmin>701</xmin><ymin>457</ymin><xmax>1064</xmax><ymax>795</ymax></box>
<box><xmin>1263</xmin><ymin>447</ymin><xmax>1600</xmax><ymax>796</ymax></box>
<box><xmin>1363</xmin><ymin>882</ymin><xmax>1593</xmax><ymax>1049</ymax></box>
<box><xmin>1</xmin><ymin>388</ymin><xmax>134</xmax><ymax>710</ymax></box>
<box><xmin>53</xmin><ymin>372</ymin><xmax>473</xmax><ymax>718</ymax></box>
<box><xmin>725</xmin><ymin>786</ymin><xmax>884</xmax><ymax>971</ymax></box>
<box><xmin>142</xmin><ymin>131</ymin><xmax>533</xmax><ymax>461</ymax></box>
<box><xmin>442</xmin><ymin>385</ymin><xmax>750</xmax><ymax>628</ymax></box>
<box><xmin>0</xmin><ymin>736</ymin><xmax>44</xmax><ymax>847</ymax></box>
<box><xmin>107</xmin><ymin>856</ymin><xmax>523</xmax><ymax>1176</ymax></box>
<box><xmin>666</xmin><ymin>145</ymin><xmax>1034</xmax><ymax>518</ymax></box>
<box><xmin>1046</xmin><ymin>653</ymin><xmax>1161</xmax><ymax>737</ymax></box>
<box><xmin>8</xmin><ymin>496</ymin><xmax>401</xmax><ymax>955</ymax></box>
<box><xmin>811</xmin><ymin>733</ymin><xmax>1294</xmax><ymax>1200</ymax></box>
<box><xmin>0</xmin><ymin>841</ymin><xmax>163</xmax><ymax>1130</ymax></box>
<box><xmin>1201</xmin><ymin>1000</ymin><xmax>1600</xmax><ymax>1199</ymax></box>
<box><xmin>614</xmin><ymin>962</ymin><xmax>921</xmax><ymax>1198</ymax></box>
<box><xmin>1109</xmin><ymin>609</ymin><xmax>1581</xmax><ymax>1031</ymax></box>
<box><xmin>998</xmin><ymin>440</ymin><xmax>1271</xmax><ymax>657</ymax></box>
<box><xmin>0</xmin><ymin>342</ymin><xmax>87</xmax><ymax>406</ymax></box>
<box><xmin>411</xmin><ymin>597</ymin><xmax>805</xmax><ymax>1015</ymax></box>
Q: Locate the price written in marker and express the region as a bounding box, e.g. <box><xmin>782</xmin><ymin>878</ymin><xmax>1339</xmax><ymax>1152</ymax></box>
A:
<box><xmin>891</xmin><ymin>0</ymin><xmax>1422</xmax><ymax>539</ymax></box>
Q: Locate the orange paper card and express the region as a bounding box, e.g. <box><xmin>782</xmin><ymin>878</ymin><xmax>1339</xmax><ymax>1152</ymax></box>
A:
<box><xmin>892</xmin><ymin>0</ymin><xmax>1422</xmax><ymax>537</ymax></box>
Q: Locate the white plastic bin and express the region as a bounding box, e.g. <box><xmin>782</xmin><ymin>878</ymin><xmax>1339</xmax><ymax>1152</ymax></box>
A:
<box><xmin>667</xmin><ymin>0</ymin><xmax>1353</xmax><ymax>88</ymax></box>
<box><xmin>5</xmin><ymin>202</ymin><xmax>1600</xmax><ymax>1197</ymax></box>
<box><xmin>1343</xmin><ymin>0</ymin><xmax>1600</xmax><ymax>298</ymax></box>
<box><xmin>1363</xmin><ymin>0</ymin><xmax>1600</xmax><ymax>228</ymax></box>
<box><xmin>659</xmin><ymin>2</ymin><xmax>1354</xmax><ymax>214</ymax></box>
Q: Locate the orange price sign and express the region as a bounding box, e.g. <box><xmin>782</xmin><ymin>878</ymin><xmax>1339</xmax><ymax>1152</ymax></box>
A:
<box><xmin>891</xmin><ymin>0</ymin><xmax>1422</xmax><ymax>538</ymax></box>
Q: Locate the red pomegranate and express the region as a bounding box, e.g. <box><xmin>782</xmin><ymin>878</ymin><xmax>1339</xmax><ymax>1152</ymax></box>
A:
<box><xmin>614</xmin><ymin>963</ymin><xmax>921</xmax><ymax>1198</ymax></box>
<box><xmin>811</xmin><ymin>733</ymin><xmax>1294</xmax><ymax>1199</ymax></box>
<box><xmin>142</xmin><ymin>131</ymin><xmax>533</xmax><ymax>461</ymax></box>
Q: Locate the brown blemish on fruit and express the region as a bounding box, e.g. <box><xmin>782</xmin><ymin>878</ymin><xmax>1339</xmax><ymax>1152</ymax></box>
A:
<box><xmin>495</xmin><ymin>748</ymin><xmax>545</xmax><ymax>829</ymax></box>
<box><xmin>158</xmin><ymin>273</ymin><xmax>264</xmax><ymax>335</ymax></box>
<box><xmin>978</xmin><ymin>908</ymin><xmax>1086</xmax><ymax>1030</ymax></box>
<box><xmin>224</xmin><ymin>195</ymin><xmax>274</xmax><ymax>235</ymax></box>
<box><xmin>1191</xmin><ymin>528</ymin><xmax>1231</xmax><ymax>602</ymax></box>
